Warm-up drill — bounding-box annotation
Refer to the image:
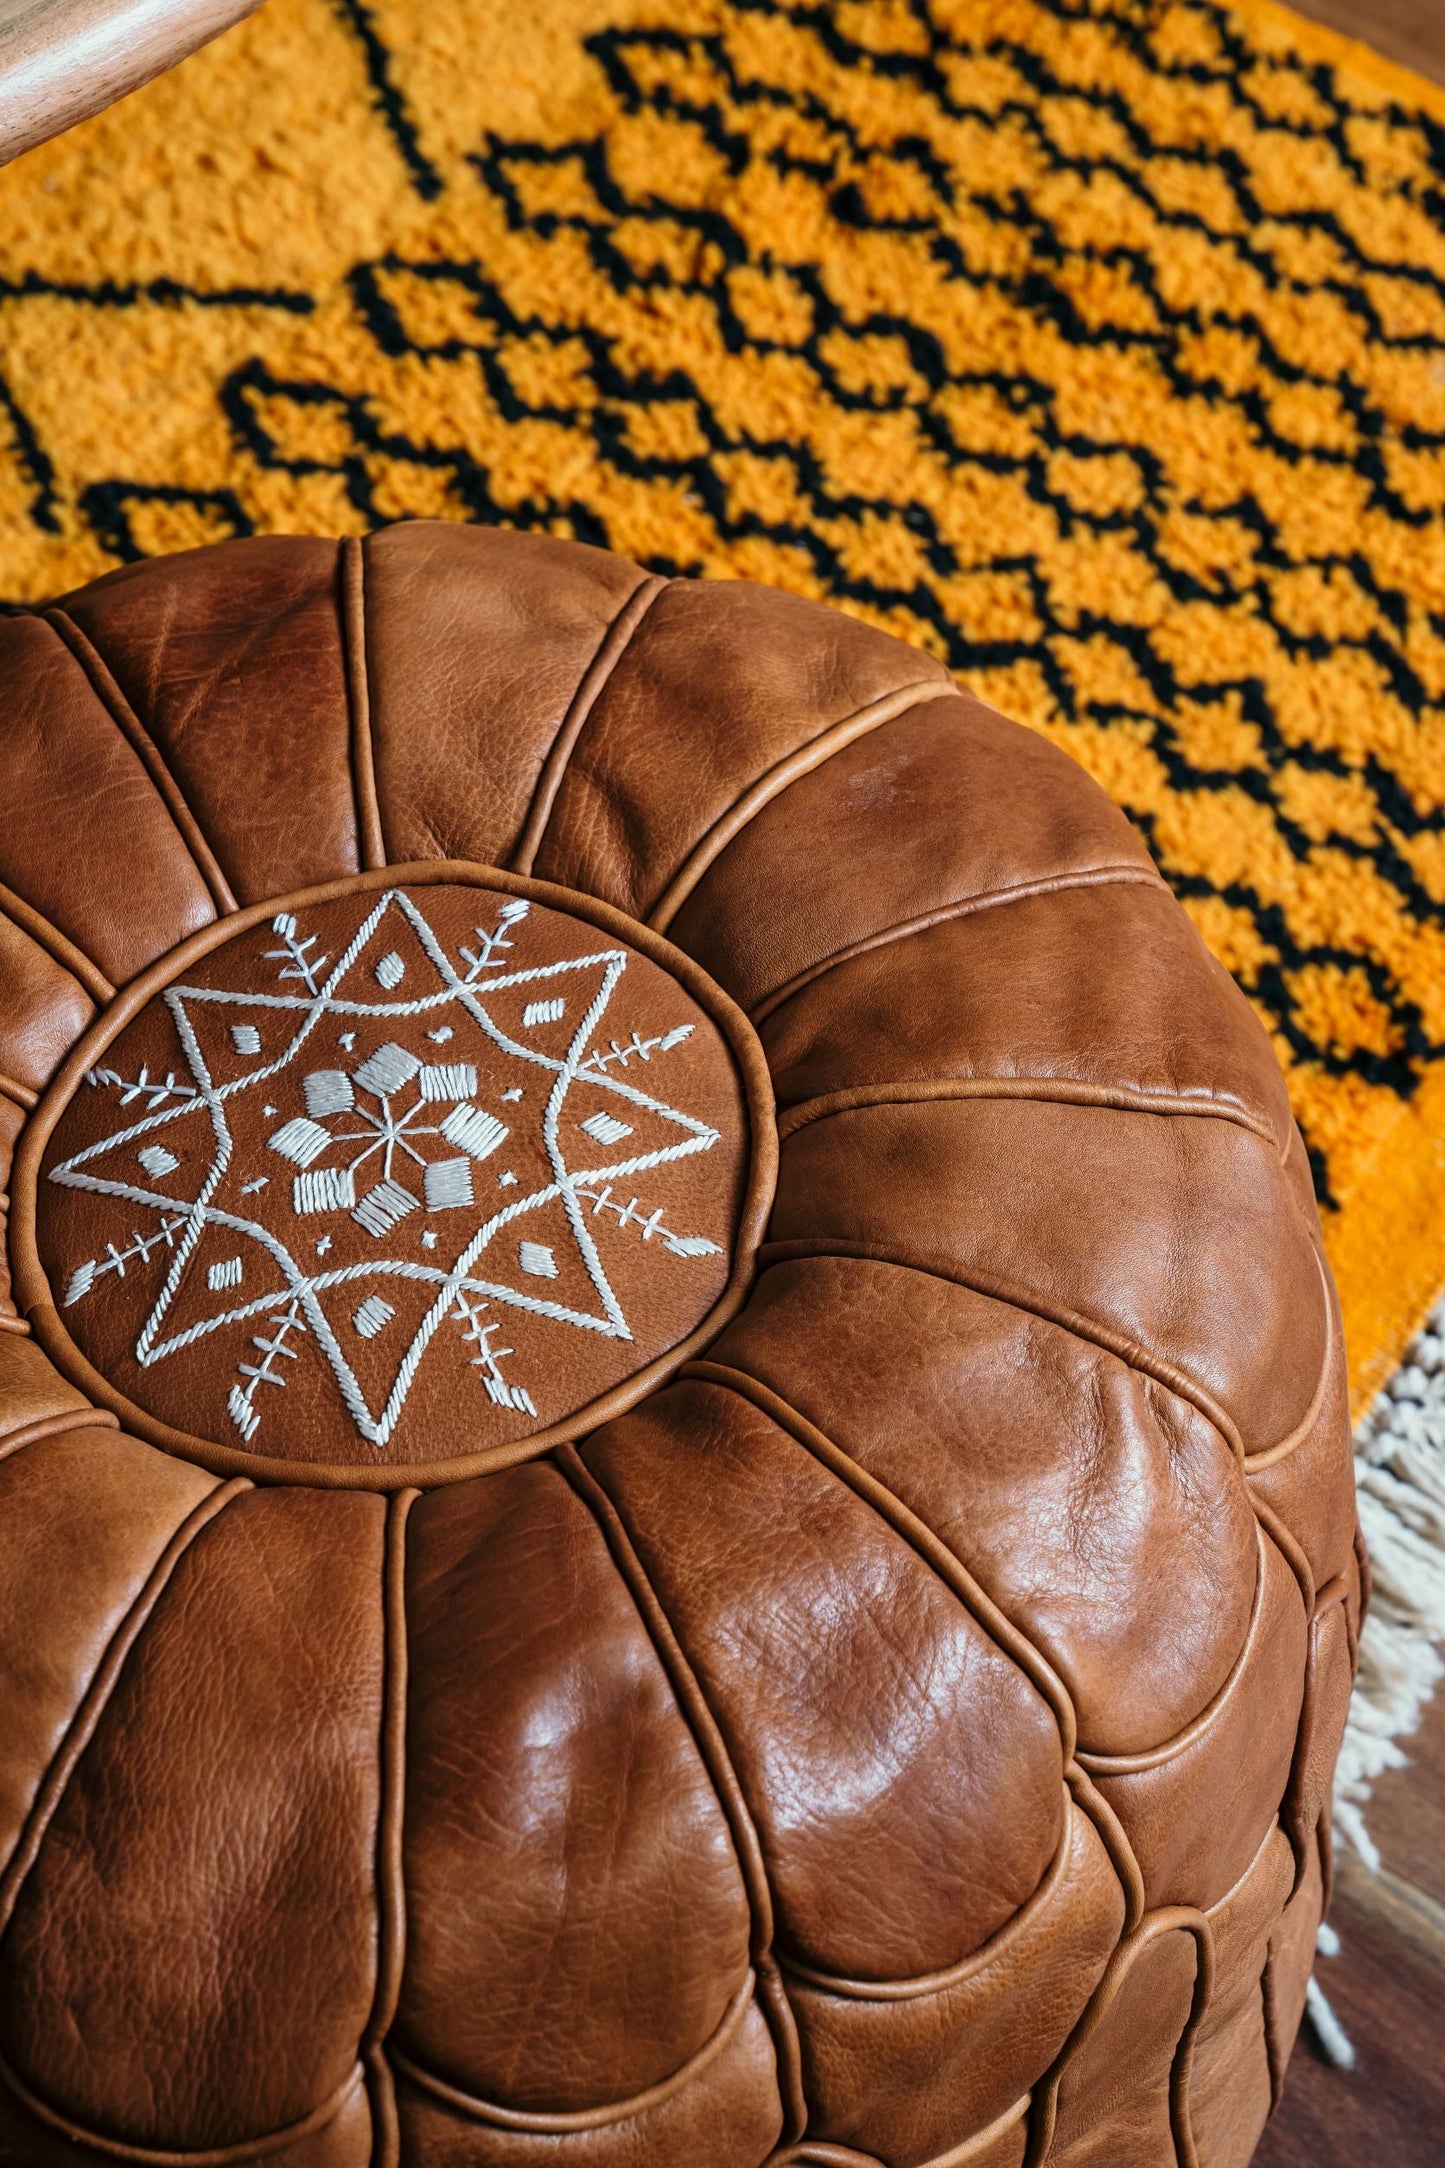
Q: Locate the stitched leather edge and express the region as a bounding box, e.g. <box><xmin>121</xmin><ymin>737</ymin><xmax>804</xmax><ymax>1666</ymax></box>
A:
<box><xmin>389</xmin><ymin>1970</ymin><xmax>757</xmax><ymax>2132</ymax></box>
<box><xmin>775</xmin><ymin>1074</ymin><xmax>1282</xmax><ymax>1150</ymax></box>
<box><xmin>752</xmin><ymin>1242</ymin><xmax>1248</xmax><ymax>1460</ymax></box>
<box><xmin>646</xmin><ymin>679</ymin><xmax>958</xmax><ymax>933</ymax></box>
<box><xmin>343</xmin><ymin>537</ymin><xmax>387</xmax><ymax>873</ymax></box>
<box><xmin>44</xmin><ymin>608</ymin><xmax>236</xmax><ymax>917</ymax></box>
<box><xmin>511</xmin><ymin>573</ymin><xmax>668</xmax><ymax>877</ymax></box>
<box><xmin>362</xmin><ymin>1485</ymin><xmax>415</xmax><ymax>2168</ymax></box>
<box><xmin>558</xmin><ymin>1440</ymin><xmax>809</xmax><ymax>2143</ymax></box>
<box><xmin>0</xmin><ymin>1405</ymin><xmax>119</xmax><ymax>1466</ymax></box>
<box><xmin>0</xmin><ymin>2053</ymin><xmax>364</xmax><ymax>2166</ymax></box>
<box><xmin>750</xmin><ymin>863</ymin><xmax>1166</xmax><ymax>1029</ymax></box>
<box><xmin>0</xmin><ymin>882</ymin><xmax>113</xmax><ymax>1005</ymax></box>
<box><xmin>0</xmin><ymin>1477</ymin><xmax>247</xmax><ymax>1937</ymax></box>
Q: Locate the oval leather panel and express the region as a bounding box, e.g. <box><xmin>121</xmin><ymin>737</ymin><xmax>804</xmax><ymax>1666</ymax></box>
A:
<box><xmin>14</xmin><ymin>866</ymin><xmax>773</xmax><ymax>1487</ymax></box>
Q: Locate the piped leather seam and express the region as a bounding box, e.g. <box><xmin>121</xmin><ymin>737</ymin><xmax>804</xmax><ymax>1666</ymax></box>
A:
<box><xmin>1024</xmin><ymin>1908</ymin><xmax>1214</xmax><ymax>2168</ymax></box>
<box><xmin>0</xmin><ymin>1405</ymin><xmax>121</xmax><ymax>1465</ymax></box>
<box><xmin>0</xmin><ymin>2051</ymin><xmax>364</xmax><ymax>2167</ymax></box>
<box><xmin>646</xmin><ymin>676</ymin><xmax>956</xmax><ymax>934</ymax></box>
<box><xmin>343</xmin><ymin>537</ymin><xmax>387</xmax><ymax>871</ymax></box>
<box><xmin>750</xmin><ymin>863</ymin><xmax>1166</xmax><ymax>1027</ymax></box>
<box><xmin>388</xmin><ymin>1969</ymin><xmax>756</xmax><ymax>2131</ymax></box>
<box><xmin>0</xmin><ymin>1476</ymin><xmax>248</xmax><ymax>1944</ymax></box>
<box><xmin>682</xmin><ymin>1360</ymin><xmax>1079</xmax><ymax>1761</ymax></box>
<box><xmin>43</xmin><ymin>608</ymin><xmax>237</xmax><ymax>916</ymax></box>
<box><xmin>0</xmin><ymin>1071</ymin><xmax>38</xmax><ymax>1111</ymax></box>
<box><xmin>511</xmin><ymin>573</ymin><xmax>668</xmax><ymax>877</ymax></box>
<box><xmin>679</xmin><ymin>1362</ymin><xmax>1150</xmax><ymax>1936</ymax></box>
<box><xmin>0</xmin><ymin>881</ymin><xmax>112</xmax><ymax>1004</ymax></box>
<box><xmin>363</xmin><ymin>1483</ymin><xmax>415</xmax><ymax>2168</ymax></box>
<box><xmin>775</xmin><ymin>1793</ymin><xmax>1076</xmax><ymax>2000</ymax></box>
<box><xmin>555</xmin><ymin>1442</ymin><xmax>809</xmax><ymax>2145</ymax></box>
<box><xmin>776</xmin><ymin>1074</ymin><xmax>1282</xmax><ymax>1150</ymax></box>
<box><xmin>753</xmin><ymin>1242</ymin><xmax>1247</xmax><ymax>1460</ymax></box>
<box><xmin>1074</xmin><ymin>1522</ymin><xmax>1269</xmax><ymax>1776</ymax></box>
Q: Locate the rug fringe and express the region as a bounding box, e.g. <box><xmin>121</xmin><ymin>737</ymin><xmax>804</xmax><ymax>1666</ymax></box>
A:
<box><xmin>1337</xmin><ymin>1301</ymin><xmax>1445</xmax><ymax>1869</ymax></box>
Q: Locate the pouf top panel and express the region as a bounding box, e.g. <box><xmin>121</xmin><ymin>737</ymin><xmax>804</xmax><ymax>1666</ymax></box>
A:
<box><xmin>13</xmin><ymin>864</ymin><xmax>773</xmax><ymax>1487</ymax></box>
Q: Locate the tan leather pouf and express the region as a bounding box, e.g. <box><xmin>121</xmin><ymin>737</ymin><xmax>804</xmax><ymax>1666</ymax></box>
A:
<box><xmin>0</xmin><ymin>525</ymin><xmax>1361</xmax><ymax>2168</ymax></box>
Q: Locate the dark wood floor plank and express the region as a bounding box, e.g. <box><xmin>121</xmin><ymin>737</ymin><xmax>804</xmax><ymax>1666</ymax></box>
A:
<box><xmin>1357</xmin><ymin>1688</ymin><xmax>1445</xmax><ymax>1914</ymax></box>
<box><xmin>1286</xmin><ymin>0</ymin><xmax>1445</xmax><ymax>87</ymax></box>
<box><xmin>1253</xmin><ymin>1868</ymin><xmax>1445</xmax><ymax>2167</ymax></box>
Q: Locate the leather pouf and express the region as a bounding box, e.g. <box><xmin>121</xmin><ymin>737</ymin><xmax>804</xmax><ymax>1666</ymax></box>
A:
<box><xmin>0</xmin><ymin>525</ymin><xmax>1361</xmax><ymax>2168</ymax></box>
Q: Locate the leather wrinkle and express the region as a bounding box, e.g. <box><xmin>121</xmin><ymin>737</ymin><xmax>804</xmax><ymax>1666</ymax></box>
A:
<box><xmin>554</xmin><ymin>1441</ymin><xmax>808</xmax><ymax>2145</ymax></box>
<box><xmin>388</xmin><ymin>1969</ymin><xmax>757</xmax><ymax>2132</ymax></box>
<box><xmin>0</xmin><ymin>879</ymin><xmax>113</xmax><ymax>1005</ymax></box>
<box><xmin>41</xmin><ymin>609</ymin><xmax>237</xmax><ymax>917</ymax></box>
<box><xmin>752</xmin><ymin>864</ymin><xmax>1168</xmax><ymax>1032</ymax></box>
<box><xmin>345</xmin><ymin>538</ymin><xmax>387</xmax><ymax>873</ymax></box>
<box><xmin>511</xmin><ymin>572</ymin><xmax>667</xmax><ymax>877</ymax></box>
<box><xmin>0</xmin><ymin>2047</ymin><xmax>366</xmax><ymax>2167</ymax></box>
<box><xmin>681</xmin><ymin>1361</ymin><xmax>1150</xmax><ymax>1932</ymax></box>
<box><xmin>363</xmin><ymin>1486</ymin><xmax>415</xmax><ymax>2168</ymax></box>
<box><xmin>753</xmin><ymin>1243</ymin><xmax>1248</xmax><ymax>1461</ymax></box>
<box><xmin>647</xmin><ymin>679</ymin><xmax>961</xmax><ymax>934</ymax></box>
<box><xmin>0</xmin><ymin>1477</ymin><xmax>247</xmax><ymax>1946</ymax></box>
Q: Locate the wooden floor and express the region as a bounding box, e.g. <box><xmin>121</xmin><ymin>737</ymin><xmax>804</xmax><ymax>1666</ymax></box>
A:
<box><xmin>1291</xmin><ymin>0</ymin><xmax>1445</xmax><ymax>84</ymax></box>
<box><xmin>1289</xmin><ymin>0</ymin><xmax>1445</xmax><ymax>85</ymax></box>
<box><xmin>1254</xmin><ymin>1689</ymin><xmax>1445</xmax><ymax>2167</ymax></box>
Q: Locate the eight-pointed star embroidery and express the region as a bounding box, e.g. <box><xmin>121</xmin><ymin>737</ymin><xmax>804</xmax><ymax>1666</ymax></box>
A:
<box><xmin>47</xmin><ymin>887</ymin><xmax>728</xmax><ymax>1453</ymax></box>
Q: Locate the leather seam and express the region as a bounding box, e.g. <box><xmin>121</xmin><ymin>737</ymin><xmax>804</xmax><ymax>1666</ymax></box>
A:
<box><xmin>0</xmin><ymin>881</ymin><xmax>113</xmax><ymax>1005</ymax></box>
<box><xmin>647</xmin><ymin>677</ymin><xmax>956</xmax><ymax>934</ymax></box>
<box><xmin>511</xmin><ymin>573</ymin><xmax>668</xmax><ymax>877</ymax></box>
<box><xmin>0</xmin><ymin>1476</ymin><xmax>248</xmax><ymax>1944</ymax></box>
<box><xmin>750</xmin><ymin>863</ymin><xmax>1166</xmax><ymax>1027</ymax></box>
<box><xmin>1024</xmin><ymin>1908</ymin><xmax>1214</xmax><ymax>2168</ymax></box>
<box><xmin>776</xmin><ymin>1792</ymin><xmax>1076</xmax><ymax>1999</ymax></box>
<box><xmin>679</xmin><ymin>1362</ymin><xmax>1147</xmax><ymax>1929</ymax></box>
<box><xmin>43</xmin><ymin>608</ymin><xmax>237</xmax><ymax>916</ymax></box>
<box><xmin>776</xmin><ymin>1073</ymin><xmax>1282</xmax><ymax>1150</ymax></box>
<box><xmin>0</xmin><ymin>1405</ymin><xmax>121</xmax><ymax>1466</ymax></box>
<box><xmin>681</xmin><ymin>1360</ymin><xmax>1079</xmax><ymax>1759</ymax></box>
<box><xmin>344</xmin><ymin>537</ymin><xmax>388</xmax><ymax>871</ymax></box>
<box><xmin>1241</xmin><ymin>1249</ymin><xmax>1336</xmax><ymax>1472</ymax></box>
<box><xmin>555</xmin><ymin>1441</ymin><xmax>808</xmax><ymax>2144</ymax></box>
<box><xmin>0</xmin><ymin>2052</ymin><xmax>364</xmax><ymax>2167</ymax></box>
<box><xmin>1074</xmin><ymin>1521</ymin><xmax>1270</xmax><ymax>1775</ymax></box>
<box><xmin>0</xmin><ymin>1071</ymin><xmax>38</xmax><ymax>1112</ymax></box>
<box><xmin>387</xmin><ymin>1970</ymin><xmax>756</xmax><ymax>2132</ymax></box>
<box><xmin>363</xmin><ymin>1484</ymin><xmax>415</xmax><ymax>2165</ymax></box>
<box><xmin>753</xmin><ymin>1243</ymin><xmax>1247</xmax><ymax>1459</ymax></box>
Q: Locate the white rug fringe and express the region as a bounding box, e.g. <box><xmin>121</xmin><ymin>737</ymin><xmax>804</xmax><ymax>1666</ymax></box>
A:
<box><xmin>1337</xmin><ymin>1300</ymin><xmax>1445</xmax><ymax>1869</ymax></box>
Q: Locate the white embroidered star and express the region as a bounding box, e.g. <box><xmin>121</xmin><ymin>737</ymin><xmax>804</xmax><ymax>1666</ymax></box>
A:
<box><xmin>51</xmin><ymin>888</ymin><xmax>725</xmax><ymax>1452</ymax></box>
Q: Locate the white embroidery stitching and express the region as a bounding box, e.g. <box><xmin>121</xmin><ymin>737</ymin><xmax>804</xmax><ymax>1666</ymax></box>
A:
<box><xmin>50</xmin><ymin>888</ymin><xmax>727</xmax><ymax>1452</ymax></box>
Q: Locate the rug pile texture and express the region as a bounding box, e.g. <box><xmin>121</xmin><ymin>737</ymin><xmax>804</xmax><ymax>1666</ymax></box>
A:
<box><xmin>1</xmin><ymin>0</ymin><xmax>1444</xmax><ymax>1835</ymax></box>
